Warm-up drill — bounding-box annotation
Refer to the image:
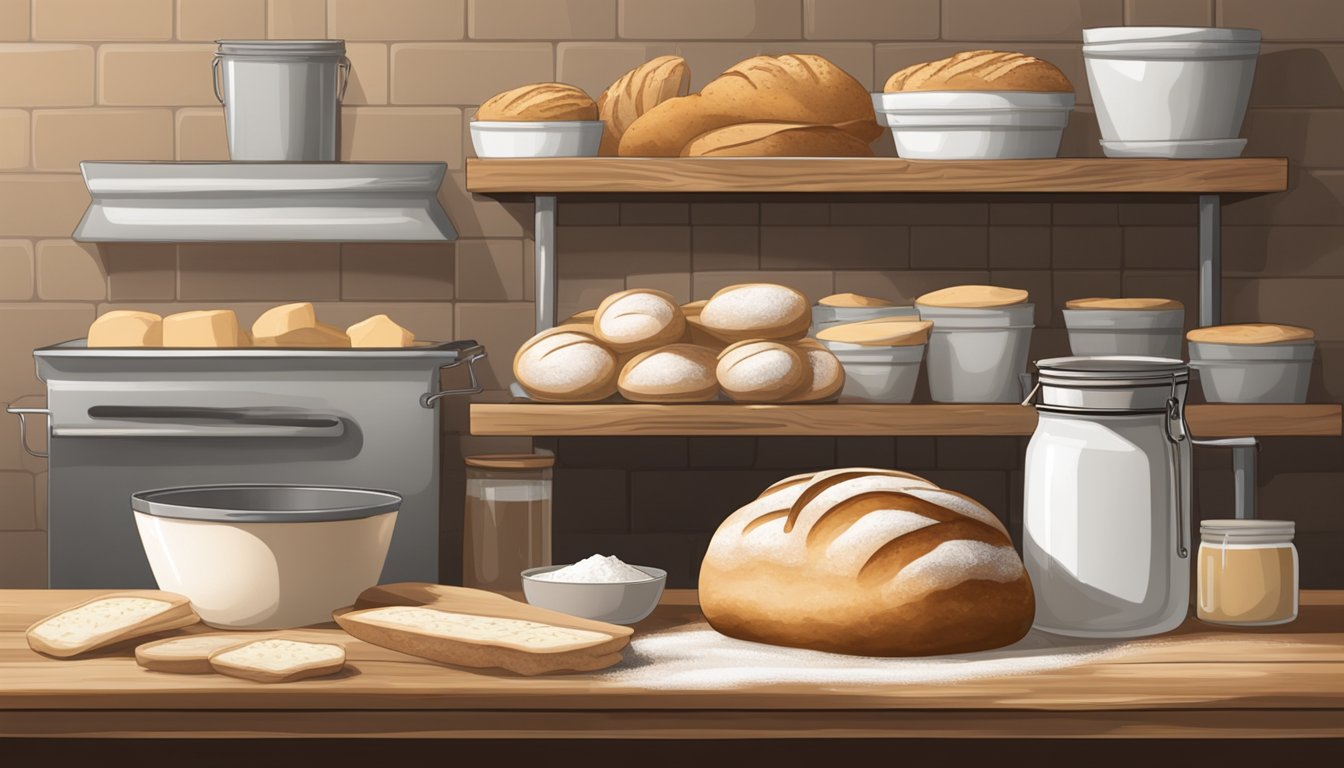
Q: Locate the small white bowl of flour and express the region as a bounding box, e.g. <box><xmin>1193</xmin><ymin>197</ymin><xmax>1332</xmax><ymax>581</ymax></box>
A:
<box><xmin>522</xmin><ymin>554</ymin><xmax>666</xmax><ymax>625</ymax></box>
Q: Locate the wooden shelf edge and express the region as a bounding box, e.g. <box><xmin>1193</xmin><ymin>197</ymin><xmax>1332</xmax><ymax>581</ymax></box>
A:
<box><xmin>466</xmin><ymin>157</ymin><xmax>1289</xmax><ymax>195</ymax></box>
<box><xmin>470</xmin><ymin>403</ymin><xmax>1342</xmax><ymax>438</ymax></box>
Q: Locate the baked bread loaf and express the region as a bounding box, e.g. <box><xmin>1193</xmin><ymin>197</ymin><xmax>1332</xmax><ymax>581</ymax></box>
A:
<box><xmin>594</xmin><ymin>288</ymin><xmax>686</xmax><ymax>352</ymax></box>
<box><xmin>162</xmin><ymin>310</ymin><xmax>242</xmax><ymax>348</ymax></box>
<box><xmin>915</xmin><ymin>285</ymin><xmax>1029</xmax><ymax>308</ymax></box>
<box><xmin>885</xmin><ymin>50</ymin><xmax>1073</xmax><ymax>93</ymax></box>
<box><xmin>1186</xmin><ymin>323</ymin><xmax>1315</xmax><ymax>345</ymax></box>
<box><xmin>1066</xmin><ymin>297</ymin><xmax>1183</xmax><ymax>310</ymax></box>
<box><xmin>619</xmin><ymin>54</ymin><xmax>882</xmax><ymax>157</ymax></box>
<box><xmin>618</xmin><ymin>344</ymin><xmax>720</xmax><ymax>402</ymax></box>
<box><xmin>716</xmin><ymin>340</ymin><xmax>806</xmax><ymax>402</ymax></box>
<box><xmin>683</xmin><ymin>122</ymin><xmax>875</xmax><ymax>158</ymax></box>
<box><xmin>513</xmin><ymin>327</ymin><xmax>619</xmax><ymax>402</ymax></box>
<box><xmin>475</xmin><ymin>83</ymin><xmax>598</xmax><ymax>122</ymax></box>
<box><xmin>597</xmin><ymin>56</ymin><xmax>690</xmax><ymax>156</ymax></box>
<box><xmin>699</xmin><ymin>468</ymin><xmax>1035</xmax><ymax>656</ymax></box>
<box><xmin>698</xmin><ymin>283</ymin><xmax>811</xmax><ymax>342</ymax></box>
<box><xmin>88</xmin><ymin>310</ymin><xmax>163</xmax><ymax>347</ymax></box>
<box><xmin>782</xmin><ymin>339</ymin><xmax>844</xmax><ymax>402</ymax></box>
<box><xmin>348</xmin><ymin>314</ymin><xmax>415</xmax><ymax>347</ymax></box>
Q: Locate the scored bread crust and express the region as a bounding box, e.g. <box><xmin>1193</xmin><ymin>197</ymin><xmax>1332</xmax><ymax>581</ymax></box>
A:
<box><xmin>335</xmin><ymin>607</ymin><xmax>628</xmax><ymax>676</ymax></box>
<box><xmin>594</xmin><ymin>288</ymin><xmax>687</xmax><ymax>353</ymax></box>
<box><xmin>697</xmin><ymin>283</ymin><xmax>811</xmax><ymax>342</ymax></box>
<box><xmin>26</xmin><ymin>591</ymin><xmax>200</xmax><ymax>658</ymax></box>
<box><xmin>135</xmin><ymin>634</ymin><xmax>252</xmax><ymax>674</ymax></box>
<box><xmin>597</xmin><ymin>55</ymin><xmax>690</xmax><ymax>156</ymax></box>
<box><xmin>208</xmin><ymin>638</ymin><xmax>346</xmax><ymax>684</ymax></box>
<box><xmin>618</xmin><ymin>344</ymin><xmax>721</xmax><ymax>403</ymax></box>
<box><xmin>699</xmin><ymin>469</ymin><xmax>1035</xmax><ymax>656</ymax></box>
<box><xmin>716</xmin><ymin>340</ymin><xmax>807</xmax><ymax>402</ymax></box>
<box><xmin>619</xmin><ymin>54</ymin><xmax>882</xmax><ymax>157</ymax></box>
<box><xmin>474</xmin><ymin>83</ymin><xmax>598</xmax><ymax>121</ymax></box>
<box><xmin>682</xmin><ymin>122</ymin><xmax>875</xmax><ymax>158</ymax></box>
<box><xmin>884</xmin><ymin>50</ymin><xmax>1073</xmax><ymax>93</ymax></box>
<box><xmin>781</xmin><ymin>339</ymin><xmax>845</xmax><ymax>403</ymax></box>
<box><xmin>513</xmin><ymin>327</ymin><xmax>619</xmax><ymax>402</ymax></box>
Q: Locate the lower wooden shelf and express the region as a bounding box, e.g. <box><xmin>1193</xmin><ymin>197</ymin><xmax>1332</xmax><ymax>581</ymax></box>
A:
<box><xmin>470</xmin><ymin>403</ymin><xmax>1344</xmax><ymax>438</ymax></box>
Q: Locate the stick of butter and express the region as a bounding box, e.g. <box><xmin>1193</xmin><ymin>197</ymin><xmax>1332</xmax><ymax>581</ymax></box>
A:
<box><xmin>87</xmin><ymin>310</ymin><xmax>163</xmax><ymax>347</ymax></box>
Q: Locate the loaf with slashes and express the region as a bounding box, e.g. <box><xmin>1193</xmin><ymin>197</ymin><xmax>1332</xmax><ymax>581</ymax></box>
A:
<box><xmin>698</xmin><ymin>468</ymin><xmax>1035</xmax><ymax>656</ymax></box>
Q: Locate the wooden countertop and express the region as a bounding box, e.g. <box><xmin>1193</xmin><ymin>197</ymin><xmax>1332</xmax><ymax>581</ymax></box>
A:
<box><xmin>3</xmin><ymin>589</ymin><xmax>1343</xmax><ymax>740</ymax></box>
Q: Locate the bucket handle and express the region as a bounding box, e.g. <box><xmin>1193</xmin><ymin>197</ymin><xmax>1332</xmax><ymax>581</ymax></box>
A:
<box><xmin>212</xmin><ymin>54</ymin><xmax>353</xmax><ymax>105</ymax></box>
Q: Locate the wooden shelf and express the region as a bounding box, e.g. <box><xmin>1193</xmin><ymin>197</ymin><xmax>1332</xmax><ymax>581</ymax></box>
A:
<box><xmin>470</xmin><ymin>403</ymin><xmax>1343</xmax><ymax>438</ymax></box>
<box><xmin>466</xmin><ymin>157</ymin><xmax>1288</xmax><ymax>195</ymax></box>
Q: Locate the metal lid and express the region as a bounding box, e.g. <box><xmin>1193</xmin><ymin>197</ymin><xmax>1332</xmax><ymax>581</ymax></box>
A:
<box><xmin>216</xmin><ymin>40</ymin><xmax>346</xmax><ymax>57</ymax></box>
<box><xmin>1201</xmin><ymin>519</ymin><xmax>1295</xmax><ymax>542</ymax></box>
<box><xmin>132</xmin><ymin>484</ymin><xmax>400</xmax><ymax>523</ymax></box>
<box><xmin>465</xmin><ymin>453</ymin><xmax>555</xmax><ymax>470</ymax></box>
<box><xmin>1037</xmin><ymin>356</ymin><xmax>1188</xmax><ymax>383</ymax></box>
<box><xmin>1083</xmin><ymin>27</ymin><xmax>1261</xmax><ymax>44</ymax></box>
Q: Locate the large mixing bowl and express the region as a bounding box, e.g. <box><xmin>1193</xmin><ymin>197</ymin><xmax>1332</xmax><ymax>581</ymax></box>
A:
<box><xmin>133</xmin><ymin>484</ymin><xmax>400</xmax><ymax>629</ymax></box>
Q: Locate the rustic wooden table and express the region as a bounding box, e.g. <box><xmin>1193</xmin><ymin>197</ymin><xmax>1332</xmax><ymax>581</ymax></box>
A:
<box><xmin>2</xmin><ymin>589</ymin><xmax>1343</xmax><ymax>740</ymax></box>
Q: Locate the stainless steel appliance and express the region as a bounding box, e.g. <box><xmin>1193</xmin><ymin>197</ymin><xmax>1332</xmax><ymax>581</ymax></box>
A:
<box><xmin>8</xmin><ymin>339</ymin><xmax>484</xmax><ymax>589</ymax></box>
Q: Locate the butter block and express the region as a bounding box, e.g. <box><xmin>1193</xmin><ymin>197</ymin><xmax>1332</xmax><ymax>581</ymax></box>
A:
<box><xmin>254</xmin><ymin>322</ymin><xmax>351</xmax><ymax>348</ymax></box>
<box><xmin>252</xmin><ymin>302</ymin><xmax>317</xmax><ymax>338</ymax></box>
<box><xmin>162</xmin><ymin>310</ymin><xmax>240</xmax><ymax>347</ymax></box>
<box><xmin>347</xmin><ymin>314</ymin><xmax>415</xmax><ymax>348</ymax></box>
<box><xmin>87</xmin><ymin>310</ymin><xmax>163</xmax><ymax>347</ymax></box>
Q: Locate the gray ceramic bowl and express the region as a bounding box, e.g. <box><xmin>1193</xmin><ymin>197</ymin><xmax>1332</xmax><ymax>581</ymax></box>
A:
<box><xmin>520</xmin><ymin>565</ymin><xmax>667</xmax><ymax>625</ymax></box>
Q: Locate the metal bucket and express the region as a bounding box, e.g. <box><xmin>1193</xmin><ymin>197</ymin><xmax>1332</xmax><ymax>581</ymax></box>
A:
<box><xmin>214</xmin><ymin>40</ymin><xmax>350</xmax><ymax>161</ymax></box>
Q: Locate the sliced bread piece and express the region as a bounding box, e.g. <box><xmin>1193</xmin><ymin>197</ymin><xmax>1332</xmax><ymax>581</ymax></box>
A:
<box><xmin>208</xmin><ymin>638</ymin><xmax>346</xmax><ymax>684</ymax></box>
<box><xmin>336</xmin><ymin>605</ymin><xmax>627</xmax><ymax>676</ymax></box>
<box><xmin>135</xmin><ymin>634</ymin><xmax>251</xmax><ymax>674</ymax></box>
<box><xmin>27</xmin><ymin>591</ymin><xmax>199</xmax><ymax>658</ymax></box>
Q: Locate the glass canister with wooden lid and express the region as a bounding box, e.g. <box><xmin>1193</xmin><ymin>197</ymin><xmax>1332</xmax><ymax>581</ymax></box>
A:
<box><xmin>463</xmin><ymin>453</ymin><xmax>553</xmax><ymax>592</ymax></box>
<box><xmin>1198</xmin><ymin>519</ymin><xmax>1298</xmax><ymax>626</ymax></box>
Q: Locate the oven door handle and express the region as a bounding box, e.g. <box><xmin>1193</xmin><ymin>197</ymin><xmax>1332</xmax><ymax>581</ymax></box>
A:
<box><xmin>77</xmin><ymin>406</ymin><xmax>345</xmax><ymax>438</ymax></box>
<box><xmin>6</xmin><ymin>406</ymin><xmax>50</xmax><ymax>458</ymax></box>
<box><xmin>421</xmin><ymin>346</ymin><xmax>487</xmax><ymax>408</ymax></box>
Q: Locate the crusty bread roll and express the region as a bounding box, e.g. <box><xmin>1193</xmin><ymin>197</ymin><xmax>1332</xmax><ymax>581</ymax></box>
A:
<box><xmin>885</xmin><ymin>50</ymin><xmax>1073</xmax><ymax>93</ymax></box>
<box><xmin>818</xmin><ymin>293</ymin><xmax>894</xmax><ymax>308</ymax></box>
<box><xmin>1186</xmin><ymin>323</ymin><xmax>1315</xmax><ymax>345</ymax></box>
<box><xmin>698</xmin><ymin>283</ymin><xmax>811</xmax><ymax>342</ymax></box>
<box><xmin>475</xmin><ymin>83</ymin><xmax>598</xmax><ymax>122</ymax></box>
<box><xmin>679</xmin><ymin>300</ymin><xmax>728</xmax><ymax>351</ymax></box>
<box><xmin>683</xmin><ymin>122</ymin><xmax>875</xmax><ymax>158</ymax></box>
<box><xmin>699</xmin><ymin>468</ymin><xmax>1034</xmax><ymax>656</ymax></box>
<box><xmin>513</xmin><ymin>327</ymin><xmax>619</xmax><ymax>402</ymax></box>
<box><xmin>597</xmin><ymin>56</ymin><xmax>690</xmax><ymax>156</ymax></box>
<box><xmin>1065</xmin><ymin>297</ymin><xmax>1183</xmax><ymax>310</ymax></box>
<box><xmin>715</xmin><ymin>340</ymin><xmax>806</xmax><ymax>402</ymax></box>
<box><xmin>593</xmin><ymin>288</ymin><xmax>686</xmax><ymax>352</ymax></box>
<box><xmin>618</xmin><ymin>344</ymin><xmax>720</xmax><ymax>403</ymax></box>
<box><xmin>782</xmin><ymin>339</ymin><xmax>844</xmax><ymax>403</ymax></box>
<box><xmin>915</xmin><ymin>285</ymin><xmax>1029</xmax><ymax>308</ymax></box>
<box><xmin>619</xmin><ymin>54</ymin><xmax>882</xmax><ymax>157</ymax></box>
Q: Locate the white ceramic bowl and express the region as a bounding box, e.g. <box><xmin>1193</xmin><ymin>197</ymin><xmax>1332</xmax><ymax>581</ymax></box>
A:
<box><xmin>918</xmin><ymin>303</ymin><xmax>1036</xmax><ymax>403</ymax></box>
<box><xmin>1189</xmin><ymin>340</ymin><xmax>1314</xmax><ymax>403</ymax></box>
<box><xmin>133</xmin><ymin>485</ymin><xmax>399</xmax><ymax>629</ymax></box>
<box><xmin>821</xmin><ymin>340</ymin><xmax>925</xmax><ymax>403</ymax></box>
<box><xmin>874</xmin><ymin>90</ymin><xmax>1074</xmax><ymax>159</ymax></box>
<box><xmin>1063</xmin><ymin>307</ymin><xmax>1185</xmax><ymax>358</ymax></box>
<box><xmin>521</xmin><ymin>565</ymin><xmax>666</xmax><ymax>625</ymax></box>
<box><xmin>1083</xmin><ymin>26</ymin><xmax>1260</xmax><ymax>149</ymax></box>
<box><xmin>470</xmin><ymin>120</ymin><xmax>603</xmax><ymax>158</ymax></box>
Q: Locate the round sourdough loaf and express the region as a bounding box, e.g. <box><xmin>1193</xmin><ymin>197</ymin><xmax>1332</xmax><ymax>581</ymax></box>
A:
<box><xmin>594</xmin><ymin>288</ymin><xmax>686</xmax><ymax>352</ymax></box>
<box><xmin>715</xmin><ymin>340</ymin><xmax>806</xmax><ymax>402</ymax></box>
<box><xmin>782</xmin><ymin>339</ymin><xmax>845</xmax><ymax>402</ymax></box>
<box><xmin>699</xmin><ymin>468</ymin><xmax>1035</xmax><ymax>656</ymax></box>
<box><xmin>597</xmin><ymin>56</ymin><xmax>690</xmax><ymax>156</ymax></box>
<box><xmin>885</xmin><ymin>50</ymin><xmax>1073</xmax><ymax>93</ymax></box>
<box><xmin>618</xmin><ymin>344</ymin><xmax>720</xmax><ymax>402</ymax></box>
<box><xmin>475</xmin><ymin>83</ymin><xmax>598</xmax><ymax>122</ymax></box>
<box><xmin>513</xmin><ymin>328</ymin><xmax>618</xmax><ymax>403</ymax></box>
<box><xmin>698</xmin><ymin>283</ymin><xmax>811</xmax><ymax>342</ymax></box>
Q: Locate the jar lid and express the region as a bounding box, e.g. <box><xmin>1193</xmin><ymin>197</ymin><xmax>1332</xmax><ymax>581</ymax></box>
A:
<box><xmin>1186</xmin><ymin>323</ymin><xmax>1315</xmax><ymax>345</ymax></box>
<box><xmin>216</xmin><ymin>40</ymin><xmax>346</xmax><ymax>57</ymax></box>
<box><xmin>1064</xmin><ymin>297</ymin><xmax>1183</xmax><ymax>311</ymax></box>
<box><xmin>465</xmin><ymin>453</ymin><xmax>555</xmax><ymax>470</ymax></box>
<box><xmin>1037</xmin><ymin>355</ymin><xmax>1188</xmax><ymax>382</ymax></box>
<box><xmin>1201</xmin><ymin>519</ymin><xmax>1295</xmax><ymax>540</ymax></box>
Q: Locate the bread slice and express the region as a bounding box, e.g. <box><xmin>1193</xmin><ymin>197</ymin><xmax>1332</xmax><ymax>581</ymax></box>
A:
<box><xmin>136</xmin><ymin>634</ymin><xmax>250</xmax><ymax>674</ymax></box>
<box><xmin>335</xmin><ymin>605</ymin><xmax>627</xmax><ymax>676</ymax></box>
<box><xmin>27</xmin><ymin>591</ymin><xmax>199</xmax><ymax>658</ymax></box>
<box><xmin>208</xmin><ymin>638</ymin><xmax>346</xmax><ymax>684</ymax></box>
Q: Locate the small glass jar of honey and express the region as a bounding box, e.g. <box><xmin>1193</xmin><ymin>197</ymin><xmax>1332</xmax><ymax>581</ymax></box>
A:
<box><xmin>1198</xmin><ymin>520</ymin><xmax>1298</xmax><ymax>626</ymax></box>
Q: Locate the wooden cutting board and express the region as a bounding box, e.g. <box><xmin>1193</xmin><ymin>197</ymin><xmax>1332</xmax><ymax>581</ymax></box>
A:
<box><xmin>334</xmin><ymin>583</ymin><xmax>633</xmax><ymax>676</ymax></box>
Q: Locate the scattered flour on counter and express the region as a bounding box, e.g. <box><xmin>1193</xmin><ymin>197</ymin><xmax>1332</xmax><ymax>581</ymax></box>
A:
<box><xmin>532</xmin><ymin>554</ymin><xmax>654</xmax><ymax>583</ymax></box>
<box><xmin>602</xmin><ymin>623</ymin><xmax>1135</xmax><ymax>690</ymax></box>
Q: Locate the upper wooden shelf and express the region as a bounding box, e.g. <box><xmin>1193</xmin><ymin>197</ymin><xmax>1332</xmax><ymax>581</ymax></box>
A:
<box><xmin>471</xmin><ymin>403</ymin><xmax>1342</xmax><ymax>438</ymax></box>
<box><xmin>466</xmin><ymin>157</ymin><xmax>1289</xmax><ymax>195</ymax></box>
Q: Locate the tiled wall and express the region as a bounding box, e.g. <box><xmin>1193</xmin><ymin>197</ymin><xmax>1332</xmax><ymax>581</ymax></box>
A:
<box><xmin>1</xmin><ymin>0</ymin><xmax>1342</xmax><ymax>588</ymax></box>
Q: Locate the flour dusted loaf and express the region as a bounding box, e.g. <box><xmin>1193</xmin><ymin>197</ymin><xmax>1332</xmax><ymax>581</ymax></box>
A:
<box><xmin>697</xmin><ymin>283</ymin><xmax>811</xmax><ymax>342</ymax></box>
<box><xmin>594</xmin><ymin>288</ymin><xmax>686</xmax><ymax>352</ymax></box>
<box><xmin>782</xmin><ymin>339</ymin><xmax>845</xmax><ymax>403</ymax></box>
<box><xmin>27</xmin><ymin>591</ymin><xmax>199</xmax><ymax>658</ymax></box>
<box><xmin>699</xmin><ymin>469</ymin><xmax>1035</xmax><ymax>656</ymax></box>
<box><xmin>885</xmin><ymin>50</ymin><xmax>1073</xmax><ymax>93</ymax></box>
<box><xmin>513</xmin><ymin>327</ymin><xmax>619</xmax><ymax>402</ymax></box>
<box><xmin>618</xmin><ymin>344</ymin><xmax>720</xmax><ymax>402</ymax></box>
<box><xmin>619</xmin><ymin>54</ymin><xmax>882</xmax><ymax>157</ymax></box>
<box><xmin>715</xmin><ymin>340</ymin><xmax>806</xmax><ymax>402</ymax></box>
<box><xmin>475</xmin><ymin>83</ymin><xmax>598</xmax><ymax>121</ymax></box>
<box><xmin>597</xmin><ymin>55</ymin><xmax>690</xmax><ymax>156</ymax></box>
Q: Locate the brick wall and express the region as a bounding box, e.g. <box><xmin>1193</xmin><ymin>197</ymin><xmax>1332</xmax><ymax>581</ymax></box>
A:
<box><xmin>1</xmin><ymin>0</ymin><xmax>1341</xmax><ymax>589</ymax></box>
